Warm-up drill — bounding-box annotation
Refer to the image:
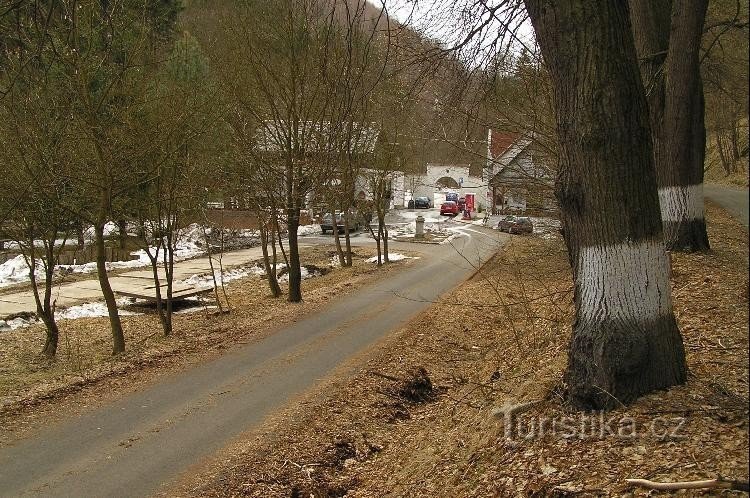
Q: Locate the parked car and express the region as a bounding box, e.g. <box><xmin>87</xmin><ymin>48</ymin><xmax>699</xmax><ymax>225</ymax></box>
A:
<box><xmin>414</xmin><ymin>196</ymin><xmax>431</xmax><ymax>209</ymax></box>
<box><xmin>497</xmin><ymin>215</ymin><xmax>533</xmax><ymax>234</ymax></box>
<box><xmin>321</xmin><ymin>212</ymin><xmax>361</xmax><ymax>234</ymax></box>
<box><xmin>440</xmin><ymin>201</ymin><xmax>459</xmax><ymax>216</ymax></box>
<box><xmin>445</xmin><ymin>192</ymin><xmax>459</xmax><ymax>204</ymax></box>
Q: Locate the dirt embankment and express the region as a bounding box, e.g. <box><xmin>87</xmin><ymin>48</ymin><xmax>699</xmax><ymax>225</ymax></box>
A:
<box><xmin>174</xmin><ymin>203</ymin><xmax>748</xmax><ymax>497</ymax></box>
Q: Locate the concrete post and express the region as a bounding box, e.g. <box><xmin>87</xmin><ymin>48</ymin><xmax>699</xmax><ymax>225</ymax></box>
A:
<box><xmin>415</xmin><ymin>215</ymin><xmax>425</xmax><ymax>239</ymax></box>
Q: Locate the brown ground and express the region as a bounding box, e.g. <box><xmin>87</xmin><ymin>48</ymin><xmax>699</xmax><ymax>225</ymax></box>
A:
<box><xmin>0</xmin><ymin>245</ymin><xmax>420</xmax><ymax>444</ymax></box>
<box><xmin>170</xmin><ymin>203</ymin><xmax>749</xmax><ymax>497</ymax></box>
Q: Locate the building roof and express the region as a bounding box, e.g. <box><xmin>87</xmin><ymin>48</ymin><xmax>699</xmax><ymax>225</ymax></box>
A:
<box><xmin>488</xmin><ymin>130</ymin><xmax>521</xmax><ymax>160</ymax></box>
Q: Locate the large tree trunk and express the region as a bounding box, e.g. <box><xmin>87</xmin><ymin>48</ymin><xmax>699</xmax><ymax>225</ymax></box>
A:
<box><xmin>660</xmin><ymin>0</ymin><xmax>710</xmax><ymax>251</ymax></box>
<box><xmin>94</xmin><ymin>220</ymin><xmax>125</xmax><ymax>354</ymax></box>
<box><xmin>631</xmin><ymin>0</ymin><xmax>710</xmax><ymax>252</ymax></box>
<box><xmin>524</xmin><ymin>0</ymin><xmax>687</xmax><ymax>410</ymax></box>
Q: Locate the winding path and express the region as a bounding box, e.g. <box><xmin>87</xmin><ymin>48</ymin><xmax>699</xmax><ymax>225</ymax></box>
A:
<box><xmin>0</xmin><ymin>224</ymin><xmax>505</xmax><ymax>497</ymax></box>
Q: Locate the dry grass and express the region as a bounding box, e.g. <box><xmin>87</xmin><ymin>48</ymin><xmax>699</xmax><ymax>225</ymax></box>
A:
<box><xmin>175</xmin><ymin>204</ymin><xmax>748</xmax><ymax>497</ymax></box>
<box><xmin>0</xmin><ymin>245</ymin><xmax>419</xmax><ymax>439</ymax></box>
<box><xmin>705</xmin><ymin>152</ymin><xmax>749</xmax><ymax>188</ymax></box>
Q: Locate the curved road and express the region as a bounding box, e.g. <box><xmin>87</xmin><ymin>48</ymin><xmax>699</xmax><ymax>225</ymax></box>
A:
<box><xmin>704</xmin><ymin>184</ymin><xmax>749</xmax><ymax>227</ymax></box>
<box><xmin>0</xmin><ymin>223</ymin><xmax>505</xmax><ymax>497</ymax></box>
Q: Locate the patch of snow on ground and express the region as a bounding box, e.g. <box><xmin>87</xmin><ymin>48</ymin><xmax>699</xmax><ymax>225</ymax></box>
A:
<box><xmin>0</xmin><ymin>316</ymin><xmax>36</xmax><ymax>332</ymax></box>
<box><xmin>0</xmin><ymin>298</ymin><xmax>140</xmax><ymax>331</ymax></box>
<box><xmin>1</xmin><ymin>222</ymin><xmax>220</xmax><ymax>287</ymax></box>
<box><xmin>183</xmin><ymin>264</ymin><xmax>267</xmax><ymax>288</ymax></box>
<box><xmin>366</xmin><ymin>253</ymin><xmax>416</xmax><ymax>263</ymax></box>
<box><xmin>529</xmin><ymin>217</ymin><xmax>562</xmax><ymax>239</ymax></box>
<box><xmin>389</xmin><ymin>220</ymin><xmax>453</xmax><ymax>240</ymax></box>
<box><xmin>57</xmin><ymin>299</ymin><xmax>141</xmax><ymax>320</ymax></box>
<box><xmin>398</xmin><ymin>210</ymin><xmax>443</xmax><ymax>223</ymax></box>
<box><xmin>83</xmin><ymin>221</ymin><xmax>120</xmax><ymax>239</ymax></box>
<box><xmin>298</xmin><ymin>224</ymin><xmax>322</xmax><ymax>236</ymax></box>
<box><xmin>0</xmin><ymin>255</ymin><xmax>35</xmax><ymax>288</ymax></box>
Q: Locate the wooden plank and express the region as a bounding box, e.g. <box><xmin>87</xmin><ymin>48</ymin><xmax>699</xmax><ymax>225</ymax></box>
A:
<box><xmin>114</xmin><ymin>286</ymin><xmax>210</xmax><ymax>302</ymax></box>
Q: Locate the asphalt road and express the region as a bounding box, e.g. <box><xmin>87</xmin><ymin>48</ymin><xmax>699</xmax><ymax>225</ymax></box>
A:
<box><xmin>0</xmin><ymin>222</ymin><xmax>505</xmax><ymax>497</ymax></box>
<box><xmin>704</xmin><ymin>184</ymin><xmax>749</xmax><ymax>227</ymax></box>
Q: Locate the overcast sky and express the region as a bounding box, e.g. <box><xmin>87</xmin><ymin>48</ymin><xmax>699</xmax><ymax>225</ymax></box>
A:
<box><xmin>385</xmin><ymin>0</ymin><xmax>536</xmax><ymax>60</ymax></box>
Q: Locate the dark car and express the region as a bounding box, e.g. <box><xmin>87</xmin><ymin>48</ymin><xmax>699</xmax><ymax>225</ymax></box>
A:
<box><xmin>440</xmin><ymin>201</ymin><xmax>459</xmax><ymax>216</ymax></box>
<box><xmin>445</xmin><ymin>192</ymin><xmax>459</xmax><ymax>204</ymax></box>
<box><xmin>321</xmin><ymin>212</ymin><xmax>361</xmax><ymax>234</ymax></box>
<box><xmin>497</xmin><ymin>215</ymin><xmax>533</xmax><ymax>234</ymax></box>
<box><xmin>413</xmin><ymin>196</ymin><xmax>431</xmax><ymax>209</ymax></box>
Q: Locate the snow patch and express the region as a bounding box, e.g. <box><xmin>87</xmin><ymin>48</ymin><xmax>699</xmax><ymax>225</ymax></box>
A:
<box><xmin>183</xmin><ymin>264</ymin><xmax>267</xmax><ymax>288</ymax></box>
<box><xmin>0</xmin><ymin>316</ymin><xmax>36</xmax><ymax>332</ymax></box>
<box><xmin>399</xmin><ymin>211</ymin><xmax>442</xmax><ymax>223</ymax></box>
<box><xmin>366</xmin><ymin>253</ymin><xmax>416</xmax><ymax>263</ymax></box>
<box><xmin>57</xmin><ymin>299</ymin><xmax>141</xmax><ymax>320</ymax></box>
<box><xmin>298</xmin><ymin>224</ymin><xmax>322</xmax><ymax>236</ymax></box>
<box><xmin>0</xmin><ymin>255</ymin><xmax>35</xmax><ymax>288</ymax></box>
<box><xmin>0</xmin><ymin>298</ymin><xmax>140</xmax><ymax>331</ymax></box>
<box><xmin>0</xmin><ymin>223</ymin><xmax>226</xmax><ymax>287</ymax></box>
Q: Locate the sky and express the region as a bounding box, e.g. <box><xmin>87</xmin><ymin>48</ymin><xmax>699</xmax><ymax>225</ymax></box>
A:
<box><xmin>384</xmin><ymin>0</ymin><xmax>536</xmax><ymax>60</ymax></box>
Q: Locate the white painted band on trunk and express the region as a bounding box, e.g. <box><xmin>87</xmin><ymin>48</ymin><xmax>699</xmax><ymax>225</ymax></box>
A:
<box><xmin>577</xmin><ymin>240</ymin><xmax>672</xmax><ymax>323</ymax></box>
<box><xmin>658</xmin><ymin>184</ymin><xmax>704</xmax><ymax>222</ymax></box>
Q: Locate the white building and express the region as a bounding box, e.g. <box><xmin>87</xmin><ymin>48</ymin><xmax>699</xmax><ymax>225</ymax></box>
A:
<box><xmin>397</xmin><ymin>163</ymin><xmax>485</xmax><ymax>209</ymax></box>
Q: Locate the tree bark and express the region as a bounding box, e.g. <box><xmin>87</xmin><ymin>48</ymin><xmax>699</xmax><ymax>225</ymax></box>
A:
<box><xmin>258</xmin><ymin>210</ymin><xmax>282</xmax><ymax>298</ymax></box>
<box><xmin>524</xmin><ymin>0</ymin><xmax>687</xmax><ymax>410</ymax></box>
<box><xmin>28</xmin><ymin>241</ymin><xmax>59</xmax><ymax>357</ymax></box>
<box><xmin>117</xmin><ymin>219</ymin><xmax>127</xmax><ymax>249</ymax></box>
<box><xmin>147</xmin><ymin>249</ymin><xmax>170</xmax><ymax>336</ymax></box>
<box><xmin>629</xmin><ymin>0</ymin><xmax>671</xmax><ymax>199</ymax></box>
<box><xmin>715</xmin><ymin>133</ymin><xmax>732</xmax><ymax>175</ymax></box>
<box><xmin>630</xmin><ymin>0</ymin><xmax>710</xmax><ymax>251</ymax></box>
<box><xmin>343</xmin><ymin>212</ymin><xmax>352</xmax><ymax>267</ymax></box>
<box><xmin>77</xmin><ymin>222</ymin><xmax>85</xmax><ymax>250</ymax></box>
<box><xmin>94</xmin><ymin>220</ymin><xmax>125</xmax><ymax>354</ymax></box>
<box><xmin>162</xmin><ymin>224</ymin><xmax>175</xmax><ymax>335</ymax></box>
<box><xmin>286</xmin><ymin>206</ymin><xmax>302</xmax><ymax>302</ymax></box>
<box><xmin>331</xmin><ymin>206</ymin><xmax>346</xmax><ymax>267</ymax></box>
